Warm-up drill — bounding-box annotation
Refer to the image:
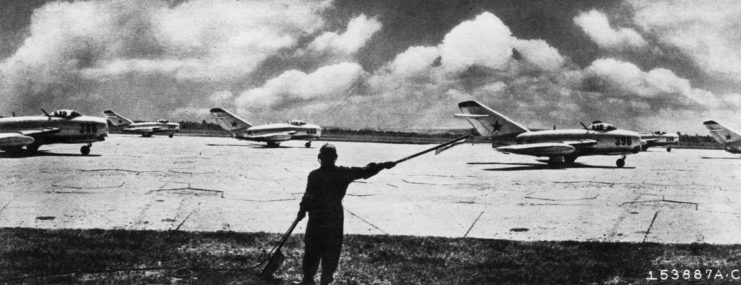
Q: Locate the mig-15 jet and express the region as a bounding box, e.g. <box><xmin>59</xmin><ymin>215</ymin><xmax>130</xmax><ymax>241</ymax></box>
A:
<box><xmin>210</xmin><ymin>108</ymin><xmax>321</xmax><ymax>147</ymax></box>
<box><xmin>639</xmin><ymin>131</ymin><xmax>679</xmax><ymax>152</ymax></box>
<box><xmin>0</xmin><ymin>109</ymin><xmax>108</xmax><ymax>155</ymax></box>
<box><xmin>455</xmin><ymin>100</ymin><xmax>641</xmax><ymax>167</ymax></box>
<box><xmin>103</xmin><ymin>110</ymin><xmax>180</xmax><ymax>138</ymax></box>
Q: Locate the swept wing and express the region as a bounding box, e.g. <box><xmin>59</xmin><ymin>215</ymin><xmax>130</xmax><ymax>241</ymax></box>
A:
<box><xmin>20</xmin><ymin>127</ymin><xmax>60</xmax><ymax>137</ymax></box>
<box><xmin>0</xmin><ymin>133</ymin><xmax>34</xmax><ymax>147</ymax></box>
<box><xmin>496</xmin><ymin>139</ymin><xmax>597</xmax><ymax>156</ymax></box>
<box><xmin>0</xmin><ymin>128</ymin><xmax>60</xmax><ymax>147</ymax></box>
<box><xmin>124</xmin><ymin>127</ymin><xmax>158</xmax><ymax>133</ymax></box>
<box><xmin>241</xmin><ymin>131</ymin><xmax>296</xmax><ymax>142</ymax></box>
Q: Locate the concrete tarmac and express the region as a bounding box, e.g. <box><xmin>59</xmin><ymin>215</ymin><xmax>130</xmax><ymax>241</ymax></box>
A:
<box><xmin>0</xmin><ymin>135</ymin><xmax>739</xmax><ymax>243</ymax></box>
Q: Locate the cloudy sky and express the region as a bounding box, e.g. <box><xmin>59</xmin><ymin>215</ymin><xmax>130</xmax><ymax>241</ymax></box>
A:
<box><xmin>1</xmin><ymin>0</ymin><xmax>740</xmax><ymax>134</ymax></box>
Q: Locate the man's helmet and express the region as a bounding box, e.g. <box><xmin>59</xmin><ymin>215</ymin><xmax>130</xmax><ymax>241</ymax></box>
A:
<box><xmin>319</xmin><ymin>143</ymin><xmax>337</xmax><ymax>159</ymax></box>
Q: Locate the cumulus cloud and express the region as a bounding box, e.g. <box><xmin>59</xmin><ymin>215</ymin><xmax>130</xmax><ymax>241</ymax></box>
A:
<box><xmin>439</xmin><ymin>12</ymin><xmax>515</xmax><ymax>72</ymax></box>
<box><xmin>387</xmin><ymin>46</ymin><xmax>440</xmax><ymax>78</ymax></box>
<box><xmin>3</xmin><ymin>2</ymin><xmax>736</xmax><ymax>133</ymax></box>
<box><xmin>232</xmin><ymin>11</ymin><xmax>737</xmax><ymax>132</ymax></box>
<box><xmin>574</xmin><ymin>9</ymin><xmax>647</xmax><ymax>50</ymax></box>
<box><xmin>513</xmin><ymin>39</ymin><xmax>566</xmax><ymax>71</ymax></box>
<box><xmin>209</xmin><ymin>90</ymin><xmax>234</xmax><ymax>106</ymax></box>
<box><xmin>0</xmin><ymin>0</ymin><xmax>331</xmax><ymax>114</ymax></box>
<box><xmin>583</xmin><ymin>58</ymin><xmax>721</xmax><ymax>107</ymax></box>
<box><xmin>307</xmin><ymin>14</ymin><xmax>382</xmax><ymax>58</ymax></box>
<box><xmin>163</xmin><ymin>90</ymin><xmax>234</xmax><ymax>122</ymax></box>
<box><xmin>234</xmin><ymin>12</ymin><xmax>575</xmax><ymax>129</ymax></box>
<box><xmin>5</xmin><ymin>0</ymin><xmax>330</xmax><ymax>81</ymax></box>
<box><xmin>628</xmin><ymin>0</ymin><xmax>741</xmax><ymax>83</ymax></box>
<box><xmin>235</xmin><ymin>62</ymin><xmax>365</xmax><ymax>112</ymax></box>
<box><xmin>437</xmin><ymin>12</ymin><xmax>566</xmax><ymax>74</ymax></box>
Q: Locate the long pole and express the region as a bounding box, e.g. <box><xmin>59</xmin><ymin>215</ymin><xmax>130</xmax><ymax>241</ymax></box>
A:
<box><xmin>394</xmin><ymin>135</ymin><xmax>470</xmax><ymax>164</ymax></box>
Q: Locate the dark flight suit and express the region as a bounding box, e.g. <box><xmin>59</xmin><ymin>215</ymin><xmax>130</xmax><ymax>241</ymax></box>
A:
<box><xmin>299</xmin><ymin>163</ymin><xmax>385</xmax><ymax>285</ymax></box>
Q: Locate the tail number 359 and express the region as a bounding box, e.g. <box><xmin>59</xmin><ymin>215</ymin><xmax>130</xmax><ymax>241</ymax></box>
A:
<box><xmin>79</xmin><ymin>123</ymin><xmax>98</xmax><ymax>134</ymax></box>
<box><xmin>615</xmin><ymin>137</ymin><xmax>632</xmax><ymax>146</ymax></box>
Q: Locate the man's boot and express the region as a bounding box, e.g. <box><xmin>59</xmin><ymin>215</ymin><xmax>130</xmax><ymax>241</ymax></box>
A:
<box><xmin>292</xmin><ymin>278</ymin><xmax>315</xmax><ymax>285</ymax></box>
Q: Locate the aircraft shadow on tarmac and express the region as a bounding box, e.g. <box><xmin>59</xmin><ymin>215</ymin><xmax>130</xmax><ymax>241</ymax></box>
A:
<box><xmin>700</xmin><ymin>156</ymin><xmax>741</xmax><ymax>160</ymax></box>
<box><xmin>468</xmin><ymin>161</ymin><xmax>634</xmax><ymax>171</ymax></box>
<box><xmin>206</xmin><ymin>143</ymin><xmax>311</xmax><ymax>149</ymax></box>
<box><xmin>0</xmin><ymin>151</ymin><xmax>102</xmax><ymax>158</ymax></box>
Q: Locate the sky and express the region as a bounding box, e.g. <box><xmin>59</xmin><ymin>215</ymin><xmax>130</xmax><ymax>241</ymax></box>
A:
<box><xmin>1</xmin><ymin>0</ymin><xmax>740</xmax><ymax>134</ymax></box>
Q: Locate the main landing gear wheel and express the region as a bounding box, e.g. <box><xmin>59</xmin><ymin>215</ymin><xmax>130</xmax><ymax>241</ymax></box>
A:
<box><xmin>616</xmin><ymin>155</ymin><xmax>626</xmax><ymax>168</ymax></box>
<box><xmin>548</xmin><ymin>156</ymin><xmax>565</xmax><ymax>167</ymax></box>
<box><xmin>80</xmin><ymin>144</ymin><xmax>91</xmax><ymax>155</ymax></box>
<box><xmin>267</xmin><ymin>142</ymin><xmax>280</xmax><ymax>148</ymax></box>
<box><xmin>169</xmin><ymin>133</ymin><xmax>174</xmax><ymax>138</ymax></box>
<box><xmin>565</xmin><ymin>155</ymin><xmax>578</xmax><ymax>165</ymax></box>
<box><xmin>142</xmin><ymin>133</ymin><xmax>153</xmax><ymax>137</ymax></box>
<box><xmin>26</xmin><ymin>143</ymin><xmax>40</xmax><ymax>153</ymax></box>
<box><xmin>666</xmin><ymin>147</ymin><xmax>672</xmax><ymax>152</ymax></box>
<box><xmin>305</xmin><ymin>141</ymin><xmax>311</xmax><ymax>148</ymax></box>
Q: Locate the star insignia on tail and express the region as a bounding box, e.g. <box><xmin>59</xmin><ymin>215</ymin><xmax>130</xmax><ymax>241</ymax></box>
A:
<box><xmin>492</xmin><ymin>120</ymin><xmax>502</xmax><ymax>134</ymax></box>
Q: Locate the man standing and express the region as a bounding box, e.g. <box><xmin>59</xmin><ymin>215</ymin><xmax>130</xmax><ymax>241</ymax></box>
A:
<box><xmin>295</xmin><ymin>143</ymin><xmax>395</xmax><ymax>285</ymax></box>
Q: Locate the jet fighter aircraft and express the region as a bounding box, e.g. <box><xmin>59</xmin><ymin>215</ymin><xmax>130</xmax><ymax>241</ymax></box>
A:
<box><xmin>210</xmin><ymin>108</ymin><xmax>321</xmax><ymax>147</ymax></box>
<box><xmin>0</xmin><ymin>109</ymin><xmax>108</xmax><ymax>155</ymax></box>
<box><xmin>703</xmin><ymin>120</ymin><xmax>741</xmax><ymax>154</ymax></box>
<box><xmin>639</xmin><ymin>131</ymin><xmax>679</xmax><ymax>152</ymax></box>
<box><xmin>103</xmin><ymin>110</ymin><xmax>180</xmax><ymax>138</ymax></box>
<box><xmin>455</xmin><ymin>100</ymin><xmax>641</xmax><ymax>167</ymax></box>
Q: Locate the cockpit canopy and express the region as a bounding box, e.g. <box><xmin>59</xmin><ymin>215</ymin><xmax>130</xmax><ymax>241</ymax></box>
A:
<box><xmin>589</xmin><ymin>120</ymin><xmax>617</xmax><ymax>132</ymax></box>
<box><xmin>288</xmin><ymin>120</ymin><xmax>306</xmax><ymax>126</ymax></box>
<box><xmin>51</xmin><ymin>109</ymin><xmax>82</xmax><ymax>119</ymax></box>
<box><xmin>157</xmin><ymin>119</ymin><xmax>169</xmax><ymax>124</ymax></box>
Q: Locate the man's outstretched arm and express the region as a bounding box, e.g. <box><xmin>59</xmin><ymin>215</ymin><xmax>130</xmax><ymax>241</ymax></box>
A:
<box><xmin>349</xmin><ymin>161</ymin><xmax>396</xmax><ymax>180</ymax></box>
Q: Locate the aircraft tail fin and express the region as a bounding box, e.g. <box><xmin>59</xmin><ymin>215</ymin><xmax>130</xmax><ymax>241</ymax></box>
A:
<box><xmin>455</xmin><ymin>101</ymin><xmax>529</xmax><ymax>137</ymax></box>
<box><xmin>210</xmin><ymin>108</ymin><xmax>253</xmax><ymax>132</ymax></box>
<box><xmin>704</xmin><ymin>120</ymin><xmax>741</xmax><ymax>145</ymax></box>
<box><xmin>102</xmin><ymin>110</ymin><xmax>134</xmax><ymax>126</ymax></box>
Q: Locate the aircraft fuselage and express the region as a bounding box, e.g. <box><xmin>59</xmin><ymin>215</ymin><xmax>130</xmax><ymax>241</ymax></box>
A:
<box><xmin>640</xmin><ymin>134</ymin><xmax>678</xmax><ymax>146</ymax></box>
<box><xmin>0</xmin><ymin>115</ymin><xmax>108</xmax><ymax>144</ymax></box>
<box><xmin>121</xmin><ymin>122</ymin><xmax>180</xmax><ymax>134</ymax></box>
<box><xmin>724</xmin><ymin>143</ymin><xmax>741</xmax><ymax>154</ymax></box>
<box><xmin>508</xmin><ymin>129</ymin><xmax>642</xmax><ymax>156</ymax></box>
<box><xmin>235</xmin><ymin>122</ymin><xmax>322</xmax><ymax>141</ymax></box>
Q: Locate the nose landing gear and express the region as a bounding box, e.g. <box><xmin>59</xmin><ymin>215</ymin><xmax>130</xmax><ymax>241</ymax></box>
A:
<box><xmin>305</xmin><ymin>141</ymin><xmax>312</xmax><ymax>148</ymax></box>
<box><xmin>80</xmin><ymin>143</ymin><xmax>92</xmax><ymax>155</ymax></box>
<box><xmin>616</xmin><ymin>155</ymin><xmax>626</xmax><ymax>168</ymax></box>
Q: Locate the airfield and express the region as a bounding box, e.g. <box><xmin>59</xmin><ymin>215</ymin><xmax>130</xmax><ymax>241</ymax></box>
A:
<box><xmin>0</xmin><ymin>134</ymin><xmax>739</xmax><ymax>244</ymax></box>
